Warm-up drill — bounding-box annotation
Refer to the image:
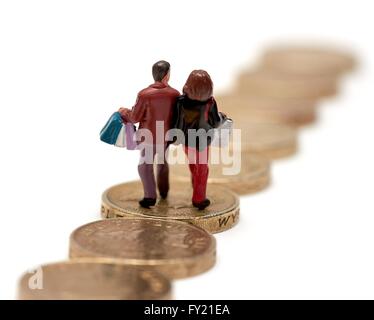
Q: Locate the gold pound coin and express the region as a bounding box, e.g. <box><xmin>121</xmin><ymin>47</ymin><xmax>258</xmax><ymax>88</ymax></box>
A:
<box><xmin>237</xmin><ymin>69</ymin><xmax>337</xmax><ymax>99</ymax></box>
<box><xmin>171</xmin><ymin>152</ymin><xmax>270</xmax><ymax>196</ymax></box>
<box><xmin>235</xmin><ymin>122</ymin><xmax>298</xmax><ymax>159</ymax></box>
<box><xmin>261</xmin><ymin>46</ymin><xmax>356</xmax><ymax>76</ymax></box>
<box><xmin>18</xmin><ymin>260</ymin><xmax>171</xmax><ymax>300</ymax></box>
<box><xmin>69</xmin><ymin>218</ymin><xmax>216</xmax><ymax>279</ymax></box>
<box><xmin>101</xmin><ymin>181</ymin><xmax>239</xmax><ymax>233</ymax></box>
<box><xmin>216</xmin><ymin>94</ymin><xmax>317</xmax><ymax>127</ymax></box>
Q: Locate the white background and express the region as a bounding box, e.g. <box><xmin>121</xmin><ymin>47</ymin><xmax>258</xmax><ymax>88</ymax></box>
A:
<box><xmin>1</xmin><ymin>0</ymin><xmax>374</xmax><ymax>299</ymax></box>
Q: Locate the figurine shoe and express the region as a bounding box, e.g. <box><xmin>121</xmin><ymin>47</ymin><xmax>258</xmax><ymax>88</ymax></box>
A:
<box><xmin>160</xmin><ymin>191</ymin><xmax>168</xmax><ymax>199</ymax></box>
<box><xmin>139</xmin><ymin>198</ymin><xmax>156</xmax><ymax>208</ymax></box>
<box><xmin>193</xmin><ymin>199</ymin><xmax>211</xmax><ymax>210</ymax></box>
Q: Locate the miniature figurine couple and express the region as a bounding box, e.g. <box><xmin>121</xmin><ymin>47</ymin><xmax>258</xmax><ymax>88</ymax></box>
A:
<box><xmin>119</xmin><ymin>60</ymin><xmax>226</xmax><ymax>210</ymax></box>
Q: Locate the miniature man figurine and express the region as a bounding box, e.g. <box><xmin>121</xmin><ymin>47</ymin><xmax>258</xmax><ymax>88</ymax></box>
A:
<box><xmin>119</xmin><ymin>61</ymin><xmax>180</xmax><ymax>208</ymax></box>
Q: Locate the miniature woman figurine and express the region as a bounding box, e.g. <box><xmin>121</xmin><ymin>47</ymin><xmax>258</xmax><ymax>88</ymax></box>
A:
<box><xmin>173</xmin><ymin>70</ymin><xmax>225</xmax><ymax>210</ymax></box>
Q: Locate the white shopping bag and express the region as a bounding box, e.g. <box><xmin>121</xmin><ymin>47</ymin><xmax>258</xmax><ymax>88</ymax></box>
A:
<box><xmin>211</xmin><ymin>118</ymin><xmax>233</xmax><ymax>148</ymax></box>
<box><xmin>115</xmin><ymin>124</ymin><xmax>126</xmax><ymax>148</ymax></box>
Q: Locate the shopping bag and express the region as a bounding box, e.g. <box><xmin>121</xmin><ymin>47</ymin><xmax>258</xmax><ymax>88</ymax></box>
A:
<box><xmin>211</xmin><ymin>117</ymin><xmax>233</xmax><ymax>148</ymax></box>
<box><xmin>100</xmin><ymin>112</ymin><xmax>123</xmax><ymax>145</ymax></box>
<box><xmin>125</xmin><ymin>123</ymin><xmax>137</xmax><ymax>150</ymax></box>
<box><xmin>115</xmin><ymin>124</ymin><xmax>126</xmax><ymax>148</ymax></box>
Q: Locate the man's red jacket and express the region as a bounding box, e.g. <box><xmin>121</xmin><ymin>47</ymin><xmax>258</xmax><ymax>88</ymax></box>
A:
<box><xmin>121</xmin><ymin>82</ymin><xmax>180</xmax><ymax>144</ymax></box>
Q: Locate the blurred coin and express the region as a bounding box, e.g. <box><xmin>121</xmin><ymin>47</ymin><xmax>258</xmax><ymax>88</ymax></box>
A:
<box><xmin>171</xmin><ymin>152</ymin><xmax>270</xmax><ymax>195</ymax></box>
<box><xmin>18</xmin><ymin>260</ymin><xmax>171</xmax><ymax>300</ymax></box>
<box><xmin>237</xmin><ymin>69</ymin><xmax>337</xmax><ymax>99</ymax></box>
<box><xmin>69</xmin><ymin>218</ymin><xmax>216</xmax><ymax>279</ymax></box>
<box><xmin>216</xmin><ymin>94</ymin><xmax>317</xmax><ymax>127</ymax></box>
<box><xmin>261</xmin><ymin>45</ymin><xmax>356</xmax><ymax>76</ymax></box>
<box><xmin>101</xmin><ymin>181</ymin><xmax>239</xmax><ymax>233</ymax></box>
<box><xmin>232</xmin><ymin>122</ymin><xmax>298</xmax><ymax>159</ymax></box>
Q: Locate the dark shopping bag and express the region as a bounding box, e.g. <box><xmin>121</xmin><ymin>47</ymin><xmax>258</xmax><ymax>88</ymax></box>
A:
<box><xmin>100</xmin><ymin>112</ymin><xmax>123</xmax><ymax>145</ymax></box>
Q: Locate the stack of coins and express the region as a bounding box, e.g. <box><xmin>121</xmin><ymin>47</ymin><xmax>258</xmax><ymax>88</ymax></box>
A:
<box><xmin>225</xmin><ymin>45</ymin><xmax>355</xmax><ymax>128</ymax></box>
<box><xmin>18</xmin><ymin>43</ymin><xmax>356</xmax><ymax>300</ymax></box>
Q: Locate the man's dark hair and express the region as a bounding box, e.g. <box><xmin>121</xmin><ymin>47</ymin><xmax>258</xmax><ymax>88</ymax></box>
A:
<box><xmin>152</xmin><ymin>60</ymin><xmax>170</xmax><ymax>82</ymax></box>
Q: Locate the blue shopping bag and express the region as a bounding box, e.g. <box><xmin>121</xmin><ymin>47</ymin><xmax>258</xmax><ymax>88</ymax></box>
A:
<box><xmin>100</xmin><ymin>112</ymin><xmax>123</xmax><ymax>145</ymax></box>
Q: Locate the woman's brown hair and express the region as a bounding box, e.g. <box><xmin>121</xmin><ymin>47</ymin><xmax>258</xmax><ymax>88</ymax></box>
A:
<box><xmin>183</xmin><ymin>70</ymin><xmax>213</xmax><ymax>101</ymax></box>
